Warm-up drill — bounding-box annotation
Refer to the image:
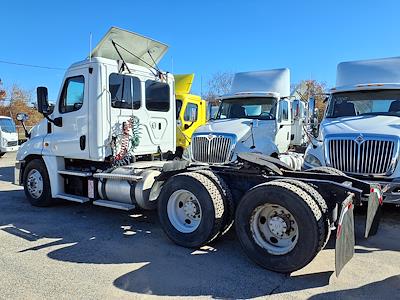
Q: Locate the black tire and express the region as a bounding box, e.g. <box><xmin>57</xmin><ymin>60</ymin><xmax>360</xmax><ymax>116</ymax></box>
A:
<box><xmin>23</xmin><ymin>159</ymin><xmax>53</xmax><ymax>207</ymax></box>
<box><xmin>306</xmin><ymin>166</ymin><xmax>346</xmax><ymax>176</ymax></box>
<box><xmin>278</xmin><ymin>179</ymin><xmax>330</xmax><ymax>250</ymax></box>
<box><xmin>194</xmin><ymin>170</ymin><xmax>235</xmax><ymax>235</ymax></box>
<box><xmin>235</xmin><ymin>181</ymin><xmax>325</xmax><ymax>273</ymax></box>
<box><xmin>0</xmin><ymin>152</ymin><xmax>5</xmax><ymax>157</ymax></box>
<box><xmin>158</xmin><ymin>172</ymin><xmax>225</xmax><ymax>248</ymax></box>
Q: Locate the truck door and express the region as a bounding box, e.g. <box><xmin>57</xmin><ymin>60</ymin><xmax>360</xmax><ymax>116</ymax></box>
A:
<box><xmin>275</xmin><ymin>99</ymin><xmax>292</xmax><ymax>153</ymax></box>
<box><xmin>43</xmin><ymin>67</ymin><xmax>89</xmax><ymax>159</ymax></box>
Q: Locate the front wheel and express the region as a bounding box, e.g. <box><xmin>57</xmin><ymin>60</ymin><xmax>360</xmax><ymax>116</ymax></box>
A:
<box><xmin>0</xmin><ymin>152</ymin><xmax>5</xmax><ymax>157</ymax></box>
<box><xmin>23</xmin><ymin>159</ymin><xmax>53</xmax><ymax>207</ymax></box>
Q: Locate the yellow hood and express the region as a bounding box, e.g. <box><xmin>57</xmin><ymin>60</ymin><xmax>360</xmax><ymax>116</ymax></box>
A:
<box><xmin>175</xmin><ymin>74</ymin><xmax>195</xmax><ymax>94</ymax></box>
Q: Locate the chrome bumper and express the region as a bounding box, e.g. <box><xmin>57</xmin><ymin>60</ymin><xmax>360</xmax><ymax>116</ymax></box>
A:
<box><xmin>14</xmin><ymin>161</ymin><xmax>23</xmax><ymax>185</ymax></box>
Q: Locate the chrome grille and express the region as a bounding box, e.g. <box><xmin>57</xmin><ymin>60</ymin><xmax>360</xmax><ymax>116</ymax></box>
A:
<box><xmin>191</xmin><ymin>135</ymin><xmax>234</xmax><ymax>164</ymax></box>
<box><xmin>326</xmin><ymin>137</ymin><xmax>398</xmax><ymax>175</ymax></box>
<box><xmin>7</xmin><ymin>141</ymin><xmax>18</xmax><ymax>147</ymax></box>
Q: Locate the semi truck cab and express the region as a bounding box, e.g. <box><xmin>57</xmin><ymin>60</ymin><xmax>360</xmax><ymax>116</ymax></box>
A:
<box><xmin>304</xmin><ymin>57</ymin><xmax>400</xmax><ymax>203</ymax></box>
<box><xmin>174</xmin><ymin>74</ymin><xmax>207</xmax><ymax>157</ymax></box>
<box><xmin>0</xmin><ymin>116</ymin><xmax>19</xmax><ymax>157</ymax></box>
<box><xmin>188</xmin><ymin>69</ymin><xmax>307</xmax><ymax>167</ymax></box>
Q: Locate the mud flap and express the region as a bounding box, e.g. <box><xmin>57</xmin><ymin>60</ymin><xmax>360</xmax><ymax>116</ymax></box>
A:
<box><xmin>365</xmin><ymin>185</ymin><xmax>383</xmax><ymax>238</ymax></box>
<box><xmin>335</xmin><ymin>194</ymin><xmax>355</xmax><ymax>277</ymax></box>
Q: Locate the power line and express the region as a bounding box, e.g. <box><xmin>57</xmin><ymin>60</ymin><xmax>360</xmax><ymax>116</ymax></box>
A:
<box><xmin>0</xmin><ymin>59</ymin><xmax>65</xmax><ymax>70</ymax></box>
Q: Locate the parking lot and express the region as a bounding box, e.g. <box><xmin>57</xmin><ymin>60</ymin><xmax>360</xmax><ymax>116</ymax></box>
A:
<box><xmin>0</xmin><ymin>152</ymin><xmax>399</xmax><ymax>299</ymax></box>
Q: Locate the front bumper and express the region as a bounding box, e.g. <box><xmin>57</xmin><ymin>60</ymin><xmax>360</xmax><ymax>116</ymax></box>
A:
<box><xmin>1</xmin><ymin>145</ymin><xmax>19</xmax><ymax>153</ymax></box>
<box><xmin>14</xmin><ymin>161</ymin><xmax>24</xmax><ymax>186</ymax></box>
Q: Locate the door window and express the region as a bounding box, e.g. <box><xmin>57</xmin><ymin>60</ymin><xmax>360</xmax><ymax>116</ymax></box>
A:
<box><xmin>184</xmin><ymin>103</ymin><xmax>198</xmax><ymax>122</ymax></box>
<box><xmin>109</xmin><ymin>73</ymin><xmax>141</xmax><ymax>109</ymax></box>
<box><xmin>278</xmin><ymin>101</ymin><xmax>289</xmax><ymax>122</ymax></box>
<box><xmin>145</xmin><ymin>80</ymin><xmax>170</xmax><ymax>112</ymax></box>
<box><xmin>59</xmin><ymin>76</ymin><xmax>85</xmax><ymax>113</ymax></box>
<box><xmin>176</xmin><ymin>99</ymin><xmax>183</xmax><ymax>119</ymax></box>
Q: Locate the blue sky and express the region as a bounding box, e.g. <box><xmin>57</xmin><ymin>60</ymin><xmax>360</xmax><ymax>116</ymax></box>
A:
<box><xmin>1</xmin><ymin>0</ymin><xmax>400</xmax><ymax>101</ymax></box>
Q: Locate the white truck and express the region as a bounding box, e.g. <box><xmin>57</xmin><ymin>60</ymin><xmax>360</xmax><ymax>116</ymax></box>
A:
<box><xmin>304</xmin><ymin>57</ymin><xmax>400</xmax><ymax>204</ymax></box>
<box><xmin>13</xmin><ymin>27</ymin><xmax>383</xmax><ymax>275</ymax></box>
<box><xmin>187</xmin><ymin>69</ymin><xmax>307</xmax><ymax>169</ymax></box>
<box><xmin>0</xmin><ymin>116</ymin><xmax>19</xmax><ymax>157</ymax></box>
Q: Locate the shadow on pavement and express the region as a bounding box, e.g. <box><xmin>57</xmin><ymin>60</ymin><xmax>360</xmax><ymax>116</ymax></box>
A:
<box><xmin>309</xmin><ymin>275</ymin><xmax>400</xmax><ymax>299</ymax></box>
<box><xmin>0</xmin><ymin>166</ymin><xmax>15</xmax><ymax>183</ymax></box>
<box><xmin>0</xmin><ymin>162</ymin><xmax>399</xmax><ymax>298</ymax></box>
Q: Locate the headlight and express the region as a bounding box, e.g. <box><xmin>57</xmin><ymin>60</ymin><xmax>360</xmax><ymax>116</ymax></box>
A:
<box><xmin>1</xmin><ymin>138</ymin><xmax>7</xmax><ymax>147</ymax></box>
<box><xmin>304</xmin><ymin>153</ymin><xmax>322</xmax><ymax>167</ymax></box>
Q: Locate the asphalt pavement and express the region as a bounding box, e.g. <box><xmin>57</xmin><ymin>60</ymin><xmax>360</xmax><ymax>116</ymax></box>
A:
<box><xmin>0</xmin><ymin>153</ymin><xmax>399</xmax><ymax>299</ymax></box>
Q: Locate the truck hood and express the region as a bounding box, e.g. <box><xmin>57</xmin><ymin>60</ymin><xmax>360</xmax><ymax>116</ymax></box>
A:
<box><xmin>321</xmin><ymin>115</ymin><xmax>400</xmax><ymax>137</ymax></box>
<box><xmin>195</xmin><ymin>119</ymin><xmax>254</xmax><ymax>141</ymax></box>
<box><xmin>194</xmin><ymin>118</ymin><xmax>277</xmax><ymax>142</ymax></box>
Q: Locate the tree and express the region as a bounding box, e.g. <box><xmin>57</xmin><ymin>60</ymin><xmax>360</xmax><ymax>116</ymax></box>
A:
<box><xmin>291</xmin><ymin>79</ymin><xmax>327</xmax><ymax>121</ymax></box>
<box><xmin>203</xmin><ymin>72</ymin><xmax>234</xmax><ymax>104</ymax></box>
<box><xmin>0</xmin><ymin>83</ymin><xmax>43</xmax><ymax>126</ymax></box>
<box><xmin>0</xmin><ymin>79</ymin><xmax>6</xmax><ymax>101</ymax></box>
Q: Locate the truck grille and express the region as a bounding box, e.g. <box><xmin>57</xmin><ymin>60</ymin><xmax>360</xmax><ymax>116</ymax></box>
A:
<box><xmin>326</xmin><ymin>137</ymin><xmax>398</xmax><ymax>175</ymax></box>
<box><xmin>191</xmin><ymin>134</ymin><xmax>234</xmax><ymax>164</ymax></box>
<box><xmin>7</xmin><ymin>141</ymin><xmax>18</xmax><ymax>147</ymax></box>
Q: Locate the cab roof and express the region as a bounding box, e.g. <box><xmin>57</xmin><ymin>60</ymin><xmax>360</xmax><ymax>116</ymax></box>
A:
<box><xmin>333</xmin><ymin>57</ymin><xmax>400</xmax><ymax>92</ymax></box>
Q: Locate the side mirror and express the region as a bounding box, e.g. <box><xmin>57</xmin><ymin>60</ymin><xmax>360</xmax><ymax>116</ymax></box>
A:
<box><xmin>37</xmin><ymin>86</ymin><xmax>50</xmax><ymax>114</ymax></box>
<box><xmin>16</xmin><ymin>112</ymin><xmax>30</xmax><ymax>139</ymax></box>
<box><xmin>16</xmin><ymin>113</ymin><xmax>29</xmax><ymax>122</ymax></box>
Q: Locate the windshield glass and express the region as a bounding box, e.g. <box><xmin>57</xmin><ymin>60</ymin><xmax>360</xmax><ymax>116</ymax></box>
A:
<box><xmin>216</xmin><ymin>97</ymin><xmax>277</xmax><ymax>120</ymax></box>
<box><xmin>0</xmin><ymin>118</ymin><xmax>16</xmax><ymax>133</ymax></box>
<box><xmin>326</xmin><ymin>90</ymin><xmax>400</xmax><ymax>118</ymax></box>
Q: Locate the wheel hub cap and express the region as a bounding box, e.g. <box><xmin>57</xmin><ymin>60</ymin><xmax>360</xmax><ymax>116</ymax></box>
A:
<box><xmin>167</xmin><ymin>190</ymin><xmax>202</xmax><ymax>233</ymax></box>
<box><xmin>268</xmin><ymin>216</ymin><xmax>288</xmax><ymax>237</ymax></box>
<box><xmin>250</xmin><ymin>203</ymin><xmax>299</xmax><ymax>255</ymax></box>
<box><xmin>26</xmin><ymin>169</ymin><xmax>43</xmax><ymax>199</ymax></box>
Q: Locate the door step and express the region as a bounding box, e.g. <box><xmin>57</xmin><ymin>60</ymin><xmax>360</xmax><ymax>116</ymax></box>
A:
<box><xmin>93</xmin><ymin>200</ymin><xmax>135</xmax><ymax>211</ymax></box>
<box><xmin>56</xmin><ymin>193</ymin><xmax>90</xmax><ymax>203</ymax></box>
<box><xmin>58</xmin><ymin>170</ymin><xmax>93</xmax><ymax>177</ymax></box>
<box><xmin>93</xmin><ymin>173</ymin><xmax>143</xmax><ymax>182</ymax></box>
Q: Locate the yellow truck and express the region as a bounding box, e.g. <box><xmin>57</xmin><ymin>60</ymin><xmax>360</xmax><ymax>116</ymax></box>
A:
<box><xmin>174</xmin><ymin>74</ymin><xmax>207</xmax><ymax>157</ymax></box>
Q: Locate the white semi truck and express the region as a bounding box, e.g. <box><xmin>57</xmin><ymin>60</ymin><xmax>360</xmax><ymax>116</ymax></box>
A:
<box><xmin>187</xmin><ymin>69</ymin><xmax>307</xmax><ymax>169</ymax></box>
<box><xmin>304</xmin><ymin>57</ymin><xmax>400</xmax><ymax>204</ymax></box>
<box><xmin>14</xmin><ymin>27</ymin><xmax>383</xmax><ymax>275</ymax></box>
<box><xmin>0</xmin><ymin>116</ymin><xmax>19</xmax><ymax>157</ymax></box>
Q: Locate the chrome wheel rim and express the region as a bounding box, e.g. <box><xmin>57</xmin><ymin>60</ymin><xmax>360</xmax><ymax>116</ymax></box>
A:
<box><xmin>167</xmin><ymin>190</ymin><xmax>202</xmax><ymax>233</ymax></box>
<box><xmin>250</xmin><ymin>203</ymin><xmax>298</xmax><ymax>255</ymax></box>
<box><xmin>27</xmin><ymin>169</ymin><xmax>44</xmax><ymax>199</ymax></box>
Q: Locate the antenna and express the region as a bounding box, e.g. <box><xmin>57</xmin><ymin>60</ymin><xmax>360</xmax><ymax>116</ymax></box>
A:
<box><xmin>89</xmin><ymin>32</ymin><xmax>92</xmax><ymax>62</ymax></box>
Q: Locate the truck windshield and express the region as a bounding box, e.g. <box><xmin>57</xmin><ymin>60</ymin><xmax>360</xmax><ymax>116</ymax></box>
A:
<box><xmin>326</xmin><ymin>90</ymin><xmax>400</xmax><ymax>118</ymax></box>
<box><xmin>216</xmin><ymin>97</ymin><xmax>277</xmax><ymax>120</ymax></box>
<box><xmin>0</xmin><ymin>118</ymin><xmax>16</xmax><ymax>133</ymax></box>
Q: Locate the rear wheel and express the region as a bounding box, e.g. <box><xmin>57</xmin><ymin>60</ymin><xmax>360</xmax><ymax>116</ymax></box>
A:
<box><xmin>235</xmin><ymin>181</ymin><xmax>325</xmax><ymax>273</ymax></box>
<box><xmin>194</xmin><ymin>169</ymin><xmax>235</xmax><ymax>235</ymax></box>
<box><xmin>278</xmin><ymin>178</ymin><xmax>330</xmax><ymax>250</ymax></box>
<box><xmin>23</xmin><ymin>159</ymin><xmax>53</xmax><ymax>207</ymax></box>
<box><xmin>158</xmin><ymin>172</ymin><xmax>225</xmax><ymax>248</ymax></box>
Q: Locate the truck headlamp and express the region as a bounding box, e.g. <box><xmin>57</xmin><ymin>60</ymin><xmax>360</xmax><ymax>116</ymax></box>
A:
<box><xmin>304</xmin><ymin>153</ymin><xmax>322</xmax><ymax>167</ymax></box>
<box><xmin>1</xmin><ymin>137</ymin><xmax>7</xmax><ymax>147</ymax></box>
